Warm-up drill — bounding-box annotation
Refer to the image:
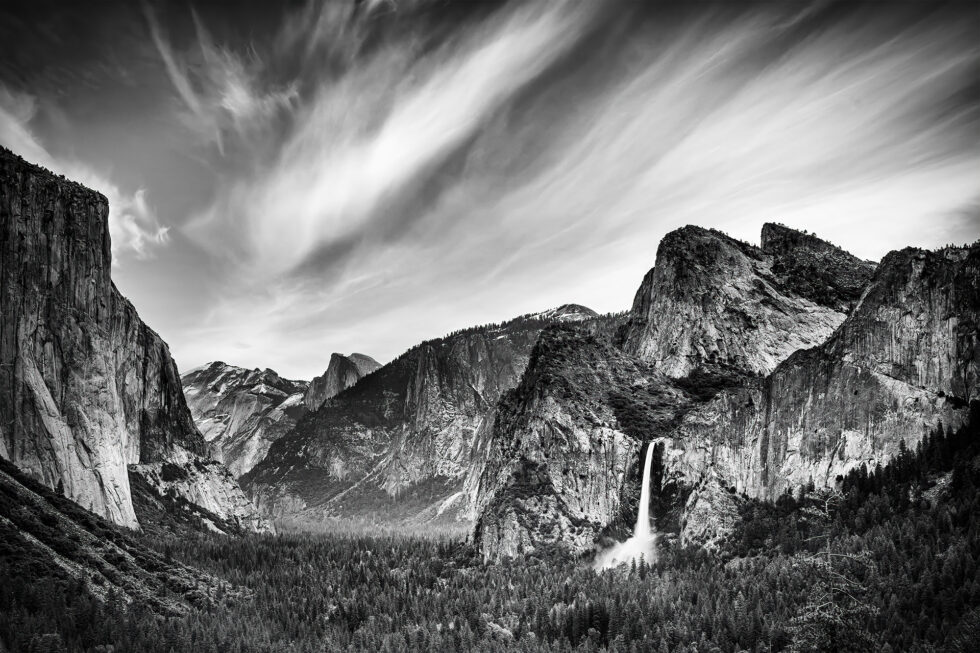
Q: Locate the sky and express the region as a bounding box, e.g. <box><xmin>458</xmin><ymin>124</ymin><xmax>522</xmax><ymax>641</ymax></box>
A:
<box><xmin>1</xmin><ymin>0</ymin><xmax>978</xmax><ymax>379</ymax></box>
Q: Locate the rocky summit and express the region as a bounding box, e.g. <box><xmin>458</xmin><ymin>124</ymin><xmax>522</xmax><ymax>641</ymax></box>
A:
<box><xmin>0</xmin><ymin>147</ymin><xmax>268</xmax><ymax>534</ymax></box>
<box><xmin>667</xmin><ymin>242</ymin><xmax>979</xmax><ymax>546</ymax></box>
<box><xmin>242</xmin><ymin>305</ymin><xmax>614</xmax><ymax>531</ymax></box>
<box><xmin>760</xmin><ymin>222</ymin><xmax>876</xmax><ymax>312</ymax></box>
<box><xmin>619</xmin><ymin>225</ymin><xmax>855</xmax><ymax>377</ymax></box>
<box><xmin>471</xmin><ymin>224</ymin><xmax>977</xmax><ymax>560</ymax></box>
<box><xmin>182</xmin><ymin>362</ymin><xmax>309</xmax><ymax>477</ymax></box>
<box><xmin>303</xmin><ymin>353</ymin><xmax>382</xmax><ymax>411</ymax></box>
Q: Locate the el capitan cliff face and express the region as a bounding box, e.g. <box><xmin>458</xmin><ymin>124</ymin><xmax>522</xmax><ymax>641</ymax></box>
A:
<box><xmin>0</xmin><ymin>147</ymin><xmax>267</xmax><ymax>533</ymax></box>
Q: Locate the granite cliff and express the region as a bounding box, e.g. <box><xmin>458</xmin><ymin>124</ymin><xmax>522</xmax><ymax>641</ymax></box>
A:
<box><xmin>468</xmin><ymin>326</ymin><xmax>689</xmax><ymax>558</ymax></box>
<box><xmin>0</xmin><ymin>147</ymin><xmax>268</xmax><ymax>533</ymax></box>
<box><xmin>304</xmin><ymin>353</ymin><xmax>381</xmax><ymax>411</ymax></box>
<box><xmin>668</xmin><ymin>243</ymin><xmax>979</xmax><ymax>546</ymax></box>
<box><xmin>472</xmin><ymin>224</ymin><xmax>897</xmax><ymax>559</ymax></box>
<box><xmin>619</xmin><ymin>226</ymin><xmax>859</xmax><ymax>377</ymax></box>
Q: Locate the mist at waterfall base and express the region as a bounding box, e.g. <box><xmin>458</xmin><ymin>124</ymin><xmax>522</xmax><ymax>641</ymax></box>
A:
<box><xmin>594</xmin><ymin>444</ymin><xmax>658</xmax><ymax>571</ymax></box>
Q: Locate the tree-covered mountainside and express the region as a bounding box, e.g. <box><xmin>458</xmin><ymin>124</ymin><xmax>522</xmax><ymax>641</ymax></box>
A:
<box><xmin>760</xmin><ymin>222</ymin><xmax>877</xmax><ymax>312</ymax></box>
<box><xmin>241</xmin><ymin>307</ymin><xmax>619</xmax><ymax>531</ymax></box>
<box><xmin>0</xmin><ymin>457</ymin><xmax>235</xmax><ymax>627</ymax></box>
<box><xmin>3</xmin><ymin>402</ymin><xmax>976</xmax><ymax>652</ymax></box>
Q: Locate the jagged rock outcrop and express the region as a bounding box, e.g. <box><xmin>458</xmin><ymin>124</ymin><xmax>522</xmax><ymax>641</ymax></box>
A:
<box><xmin>469</xmin><ymin>326</ymin><xmax>690</xmax><ymax>559</ymax></box>
<box><xmin>761</xmin><ymin>223</ymin><xmax>876</xmax><ymax>312</ymax></box>
<box><xmin>679</xmin><ymin>471</ymin><xmax>742</xmax><ymax>549</ymax></box>
<box><xmin>303</xmin><ymin>353</ymin><xmax>381</xmax><ymax>411</ymax></box>
<box><xmin>0</xmin><ymin>147</ymin><xmax>267</xmax><ymax>533</ymax></box>
<box><xmin>620</xmin><ymin>225</ymin><xmax>853</xmax><ymax>377</ymax></box>
<box><xmin>130</xmin><ymin>459</ymin><xmax>274</xmax><ymax>535</ymax></box>
<box><xmin>243</xmin><ymin>306</ymin><xmax>612</xmax><ymax>530</ymax></box>
<box><xmin>660</xmin><ymin>244</ymin><xmax>979</xmax><ymax>530</ymax></box>
<box><xmin>471</xmin><ymin>224</ymin><xmax>919</xmax><ymax>560</ymax></box>
<box><xmin>182</xmin><ymin>362</ymin><xmax>309</xmax><ymax>476</ymax></box>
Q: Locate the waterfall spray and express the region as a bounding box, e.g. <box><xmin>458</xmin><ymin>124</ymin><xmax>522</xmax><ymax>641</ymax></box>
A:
<box><xmin>594</xmin><ymin>442</ymin><xmax>657</xmax><ymax>570</ymax></box>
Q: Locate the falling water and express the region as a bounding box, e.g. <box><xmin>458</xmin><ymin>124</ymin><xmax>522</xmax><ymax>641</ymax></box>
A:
<box><xmin>634</xmin><ymin>442</ymin><xmax>654</xmax><ymax>540</ymax></box>
<box><xmin>594</xmin><ymin>443</ymin><xmax>657</xmax><ymax>570</ymax></box>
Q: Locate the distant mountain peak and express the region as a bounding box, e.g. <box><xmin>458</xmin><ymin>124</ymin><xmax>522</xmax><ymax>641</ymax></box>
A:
<box><xmin>180</xmin><ymin>362</ymin><xmax>309</xmax><ymax>477</ymax></box>
<box><xmin>347</xmin><ymin>352</ymin><xmax>383</xmax><ymax>373</ymax></box>
<box><xmin>303</xmin><ymin>352</ymin><xmax>382</xmax><ymax>411</ymax></box>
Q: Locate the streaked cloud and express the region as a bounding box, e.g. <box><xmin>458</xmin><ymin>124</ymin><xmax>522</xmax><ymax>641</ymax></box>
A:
<box><xmin>3</xmin><ymin>1</ymin><xmax>978</xmax><ymax>377</ymax></box>
<box><xmin>180</xmin><ymin>1</ymin><xmax>601</xmax><ymax>277</ymax></box>
<box><xmin>144</xmin><ymin>3</ymin><xmax>298</xmax><ymax>154</ymax></box>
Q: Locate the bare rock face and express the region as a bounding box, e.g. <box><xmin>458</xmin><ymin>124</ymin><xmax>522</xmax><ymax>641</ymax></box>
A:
<box><xmin>303</xmin><ymin>353</ymin><xmax>381</xmax><ymax>411</ymax></box>
<box><xmin>0</xmin><ymin>147</ymin><xmax>266</xmax><ymax>533</ymax></box>
<box><xmin>471</xmin><ymin>224</ymin><xmax>964</xmax><ymax>560</ymax></box>
<box><xmin>620</xmin><ymin>225</ymin><xmax>850</xmax><ymax>377</ymax></box>
<box><xmin>182</xmin><ymin>362</ymin><xmax>308</xmax><ymax>477</ymax></box>
<box><xmin>664</xmin><ymin>244</ymin><xmax>979</xmax><ymax>512</ymax></box>
<box><xmin>469</xmin><ymin>326</ymin><xmax>685</xmax><ymax>559</ymax></box>
<box><xmin>679</xmin><ymin>471</ymin><xmax>742</xmax><ymax>550</ymax></box>
<box><xmin>243</xmin><ymin>306</ymin><xmax>609</xmax><ymax>530</ymax></box>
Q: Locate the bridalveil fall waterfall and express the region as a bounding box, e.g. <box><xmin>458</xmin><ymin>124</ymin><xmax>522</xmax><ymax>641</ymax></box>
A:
<box><xmin>594</xmin><ymin>443</ymin><xmax>657</xmax><ymax>570</ymax></box>
<box><xmin>634</xmin><ymin>444</ymin><xmax>654</xmax><ymax>544</ymax></box>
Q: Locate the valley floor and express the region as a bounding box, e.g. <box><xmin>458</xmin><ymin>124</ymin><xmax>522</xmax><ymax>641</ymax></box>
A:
<box><xmin>3</xmin><ymin>408</ymin><xmax>979</xmax><ymax>653</ymax></box>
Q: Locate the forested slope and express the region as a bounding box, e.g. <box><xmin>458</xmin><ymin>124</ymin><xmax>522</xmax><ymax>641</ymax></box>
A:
<box><xmin>3</xmin><ymin>402</ymin><xmax>977</xmax><ymax>652</ymax></box>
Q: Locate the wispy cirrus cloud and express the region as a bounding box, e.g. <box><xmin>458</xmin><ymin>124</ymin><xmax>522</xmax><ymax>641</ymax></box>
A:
<box><xmin>0</xmin><ymin>83</ymin><xmax>170</xmax><ymax>261</ymax></box>
<box><xmin>172</xmin><ymin>0</ymin><xmax>602</xmax><ymax>277</ymax></box>
<box><xmin>23</xmin><ymin>0</ymin><xmax>966</xmax><ymax>378</ymax></box>
<box><xmin>144</xmin><ymin>2</ymin><xmax>298</xmax><ymax>155</ymax></box>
